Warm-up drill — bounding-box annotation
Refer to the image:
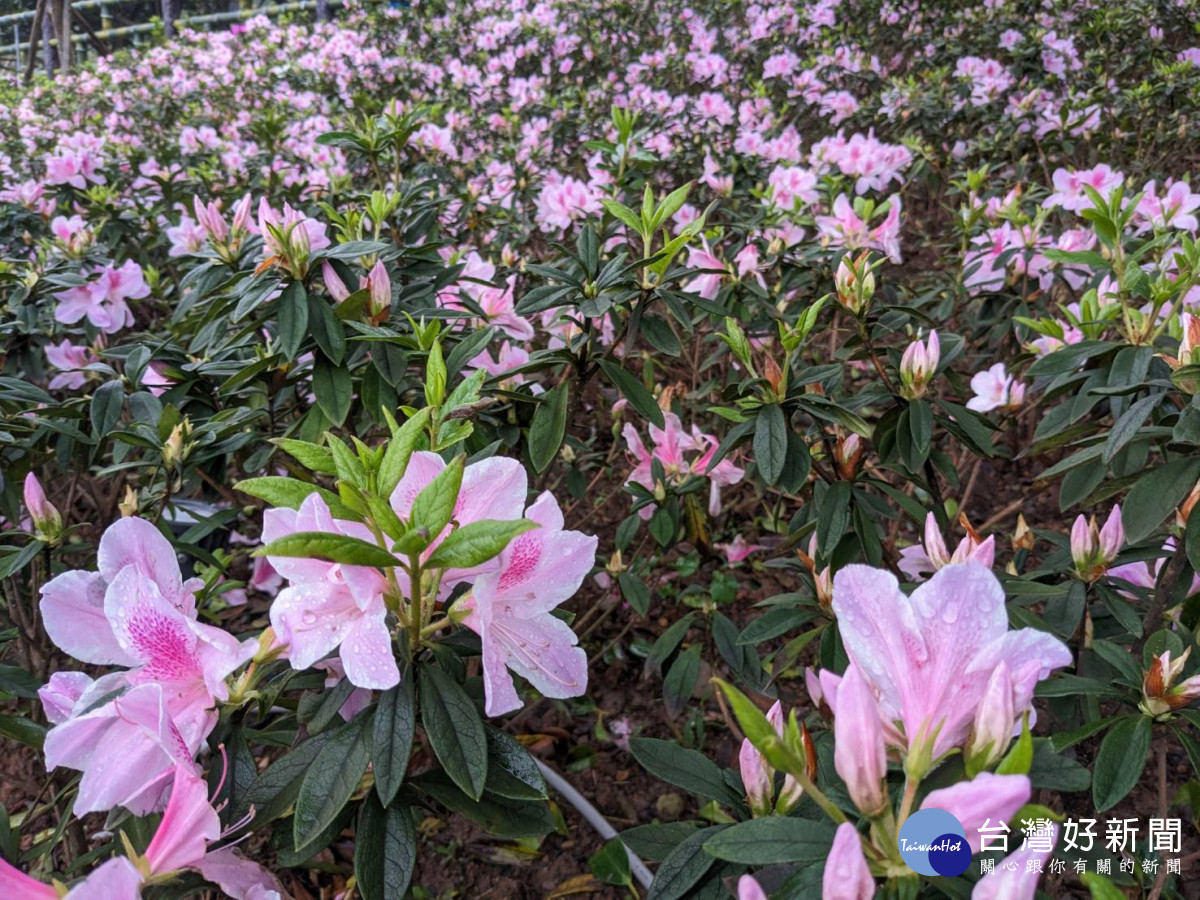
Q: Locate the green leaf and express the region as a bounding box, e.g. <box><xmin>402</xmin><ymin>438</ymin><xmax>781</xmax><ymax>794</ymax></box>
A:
<box><xmin>0</xmin><ymin>664</ymin><xmax>40</xmax><ymax>700</ymax></box>
<box><xmin>90</xmin><ymin>380</ymin><xmax>125</xmax><ymax>438</ymax></box>
<box><xmin>816</xmin><ymin>481</ymin><xmax>852</xmax><ymax>558</ymax></box>
<box><xmin>703</xmin><ymin>817</ymin><xmax>835</xmax><ymax>865</ymax></box>
<box><xmin>529</xmin><ymin>382</ymin><xmax>569</xmax><ymax>473</ymax></box>
<box><xmin>424</xmin><ymin>519</ymin><xmax>538</xmax><ymax>570</ymax></box>
<box><xmin>484</xmin><ymin>726</ymin><xmax>547</xmax><ymax>800</ymax></box>
<box><xmin>1080</xmin><ymin>872</ymin><xmax>1129</xmax><ymax>900</ymax></box>
<box><xmin>405</xmin><ymin>455</ymin><xmax>464</xmax><ymax>551</ymax></box>
<box><xmin>629</xmin><ymin>738</ymin><xmax>744</xmax><ymax>809</ymax></box>
<box><xmin>645</xmin><ymin>826</ymin><xmax>726</xmax><ymax>900</ymax></box>
<box><xmin>274</xmin><ymin>438</ymin><xmax>337</xmax><ymax>475</ymax></box>
<box><xmin>598</xmin><ymin>359</ymin><xmax>664</xmax><ymax>428</ymax></box>
<box><xmin>1187</xmin><ymin>504</ymin><xmax>1200</xmax><ymax>576</ymax></box>
<box><xmin>1092</xmin><ymin>715</ymin><xmax>1151</xmax><ymax>812</ymax></box>
<box><xmin>995</xmin><ymin>716</ymin><xmax>1033</xmax><ymax>775</ymax></box>
<box><xmin>591</xmin><ymin>838</ymin><xmax>633</xmax><ymax>887</ymax></box>
<box><xmin>234</xmin><ymin>476</ymin><xmax>328</xmax><ymax>510</ymax></box>
<box><xmin>617</xmin><ymin>573</ymin><xmax>651</xmax><ymax>616</ymax></box>
<box><xmin>355</xmin><ymin>796</ymin><xmax>417</xmax><ymax>900</ymax></box>
<box><xmin>0</xmin><ymin>715</ymin><xmax>45</xmax><ymax>750</ymax></box>
<box><xmin>754</xmin><ymin>403</ymin><xmax>788</xmax><ymax>486</ymax></box>
<box><xmin>313</xmin><ymin>357</ymin><xmax>353</xmax><ymax>426</ymax></box>
<box><xmin>293</xmin><ymin>717</ymin><xmax>371</xmax><ymax>849</ymax></box>
<box><xmin>260</xmin><ymin>531</ymin><xmax>399</xmax><ymax>568</ymax></box>
<box><xmin>277</xmin><ymin>282</ymin><xmax>309</xmax><ymax>361</ymax></box>
<box><xmin>308</xmin><ymin>293</ymin><xmax>347</xmax><ymax>365</ymax></box>
<box><xmin>662</xmin><ymin>645</ymin><xmax>701</xmax><ymax>719</ymax></box>
<box><xmin>419</xmin><ymin>666</ymin><xmax>488</xmax><ymax>800</ymax></box>
<box><xmin>372</xmin><ymin>666</ymin><xmax>416</xmax><ymax>808</ymax></box>
<box><xmin>1124</xmin><ymin>458</ymin><xmax>1200</xmax><ymax>542</ymax></box>
<box><xmin>378</xmin><ymin>407</ymin><xmax>431</xmax><ymax>498</ymax></box>
<box><xmin>1103</xmin><ymin>393</ymin><xmax>1162</xmax><ymax>464</ymax></box>
<box><xmin>232</xmin><ymin>730</ymin><xmax>336</xmax><ymax>826</ymax></box>
<box><xmin>413</xmin><ymin>770</ymin><xmax>554</xmax><ymax>838</ymax></box>
<box><xmin>619</xmin><ymin>822</ymin><xmax>700</xmax><ymax>862</ymax></box>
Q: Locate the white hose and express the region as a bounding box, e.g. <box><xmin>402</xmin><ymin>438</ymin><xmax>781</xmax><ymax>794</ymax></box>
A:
<box><xmin>534</xmin><ymin>759</ymin><xmax>655</xmax><ymax>889</ymax></box>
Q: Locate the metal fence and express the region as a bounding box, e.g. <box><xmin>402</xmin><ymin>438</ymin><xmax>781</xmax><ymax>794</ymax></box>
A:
<box><xmin>5</xmin><ymin>0</ymin><xmax>341</xmax><ymax>80</ymax></box>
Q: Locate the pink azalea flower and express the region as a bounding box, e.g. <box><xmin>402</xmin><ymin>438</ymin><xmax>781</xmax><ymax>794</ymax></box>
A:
<box><xmin>142</xmin><ymin>362</ymin><xmax>177</xmax><ymax>397</ymax></box>
<box><xmin>829</xmin><ymin>563</ymin><xmax>1071</xmax><ymax>767</ymax></box>
<box><xmin>1043</xmin><ymin>165</ymin><xmax>1124</xmax><ymax>214</ymax></box>
<box><xmin>0</xmin><ymin>764</ymin><xmax>282</xmax><ymax>899</ymax></box>
<box><xmin>459</xmin><ymin>491</ymin><xmax>597</xmax><ymax>716</ymax></box>
<box><xmin>714</xmin><ymin>534</ymin><xmax>766</xmax><ymax>565</ymax></box>
<box><xmin>1137</xmin><ymin>179</ymin><xmax>1200</xmax><ymax>231</ymax></box>
<box><xmin>54</xmin><ymin>260</ymin><xmax>149</xmax><ymax>334</ymax></box>
<box><xmin>683</xmin><ymin>240</ymin><xmax>727</xmax><ymax>299</ymax></box>
<box><xmin>966</xmin><ymin>363</ymin><xmax>1025</xmax><ymax>413</ymax></box>
<box><xmin>264</xmin><ymin>493</ymin><xmax>395</xmax><ymax>690</ymax></box>
<box><xmin>622</xmin><ymin>412</ymin><xmax>745</xmax><ymax>518</ymax></box>
<box><xmin>43</xmin><ymin>682</ymin><xmax>198</xmax><ymax>814</ymax></box>
<box><xmin>39</xmin><ymin>517</ymin><xmax>255</xmax><ymax>811</ymax></box>
<box><xmin>45</xmin><ymin>339</ymin><xmax>97</xmax><ymax>391</ymax></box>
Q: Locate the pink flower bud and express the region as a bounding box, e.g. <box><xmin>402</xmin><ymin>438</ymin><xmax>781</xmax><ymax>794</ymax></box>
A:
<box><xmin>368</xmin><ymin>260</ymin><xmax>392</xmax><ymax>318</ymax></box>
<box><xmin>1069</xmin><ymin>513</ymin><xmax>1094</xmax><ymax>571</ymax></box>
<box><xmin>1098</xmin><ymin>504</ymin><xmax>1123</xmax><ymax>562</ymax></box>
<box><xmin>738</xmin><ymin>737</ymin><xmax>774</xmax><ymax>816</ymax></box>
<box><xmin>967</xmin><ymin>662</ymin><xmax>1014</xmax><ymax>772</ymax></box>
<box><xmin>737</xmin><ymin>876</ymin><xmax>768</xmax><ymax>900</ymax></box>
<box><xmin>322</xmin><ymin>261</ymin><xmax>351</xmax><ymax>302</ymax></box>
<box><xmin>821</xmin><ymin>822</ymin><xmax>875</xmax><ymax>900</ymax></box>
<box><xmin>924</xmin><ymin>512</ymin><xmax>951</xmax><ymax>569</ymax></box>
<box><xmin>231</xmin><ymin>193</ymin><xmax>253</xmax><ymax>236</ymax></box>
<box><xmin>833</xmin><ymin>665</ymin><xmax>888</xmax><ymax>816</ymax></box>
<box><xmin>23</xmin><ymin>472</ymin><xmax>62</xmax><ymax>539</ymax></box>
<box><xmin>899</xmin><ymin>332</ymin><xmax>938</xmax><ymax>399</ymax></box>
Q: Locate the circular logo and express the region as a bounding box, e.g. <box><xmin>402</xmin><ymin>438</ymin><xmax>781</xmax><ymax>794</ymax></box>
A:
<box><xmin>897</xmin><ymin>808</ymin><xmax>970</xmax><ymax>876</ymax></box>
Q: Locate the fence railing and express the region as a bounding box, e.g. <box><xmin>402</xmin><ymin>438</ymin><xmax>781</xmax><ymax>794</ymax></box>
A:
<box><xmin>5</xmin><ymin>0</ymin><xmax>343</xmax><ymax>79</ymax></box>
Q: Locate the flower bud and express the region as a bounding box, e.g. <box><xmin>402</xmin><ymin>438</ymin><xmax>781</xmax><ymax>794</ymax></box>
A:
<box><xmin>119</xmin><ymin>484</ymin><xmax>139</xmax><ymax>517</ymax></box>
<box><xmin>834</xmin><ymin>251</ymin><xmax>875</xmax><ymax>316</ymax></box>
<box><xmin>322</xmin><ymin>261</ymin><xmax>351</xmax><ymax>302</ymax></box>
<box><xmin>967</xmin><ymin>662</ymin><xmax>1014</xmax><ymax>774</ymax></box>
<box><xmin>899</xmin><ymin>330</ymin><xmax>939</xmax><ymax>399</ymax></box>
<box><xmin>737</xmin><ymin>876</ymin><xmax>769</xmax><ymax>900</ymax></box>
<box><xmin>739</xmin><ymin>736</ymin><xmax>774</xmax><ymax>816</ymax></box>
<box><xmin>833</xmin><ymin>665</ymin><xmax>888</xmax><ymax>817</ymax></box>
<box><xmin>1011</xmin><ymin>513</ymin><xmax>1034</xmax><ymax>552</ymax></box>
<box><xmin>162</xmin><ymin>420</ymin><xmax>191</xmax><ymax>470</ymax></box>
<box><xmin>822</xmin><ymin>822</ymin><xmax>875</xmax><ymax>900</ymax></box>
<box><xmin>23</xmin><ymin>473</ymin><xmax>63</xmax><ymax>541</ymax></box>
<box><xmin>1071</xmin><ymin>505</ymin><xmax>1123</xmax><ymax>582</ymax></box>
<box><xmin>1141</xmin><ymin>648</ymin><xmax>1200</xmax><ymax>717</ymax></box>
<box><xmin>835</xmin><ymin>433</ymin><xmax>863</xmax><ymax>481</ymax></box>
<box><xmin>367</xmin><ymin>260</ymin><xmax>392</xmax><ymax>320</ymax></box>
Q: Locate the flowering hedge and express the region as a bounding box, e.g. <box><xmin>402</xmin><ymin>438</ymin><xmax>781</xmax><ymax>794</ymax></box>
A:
<box><xmin>2</xmin><ymin>0</ymin><xmax>1200</xmax><ymax>898</ymax></box>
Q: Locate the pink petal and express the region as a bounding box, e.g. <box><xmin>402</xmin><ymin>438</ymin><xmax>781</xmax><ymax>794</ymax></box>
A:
<box><xmin>97</xmin><ymin>517</ymin><xmax>187</xmax><ymax>608</ymax></box>
<box><xmin>340</xmin><ymin>613</ymin><xmax>400</xmax><ymax>690</ymax></box>
<box><xmin>39</xmin><ymin>570</ymin><xmax>135</xmax><ymax>666</ymax></box>
<box><xmin>144</xmin><ymin>765</ymin><xmax>221</xmax><ymax>874</ymax></box>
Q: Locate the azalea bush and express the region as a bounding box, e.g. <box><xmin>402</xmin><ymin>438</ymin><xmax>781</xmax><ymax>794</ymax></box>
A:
<box><xmin>3</xmin><ymin>0</ymin><xmax>1200</xmax><ymax>898</ymax></box>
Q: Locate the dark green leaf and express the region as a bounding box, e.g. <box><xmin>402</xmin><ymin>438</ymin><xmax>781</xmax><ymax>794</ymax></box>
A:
<box><xmin>419</xmin><ymin>666</ymin><xmax>488</xmax><ymax>800</ymax></box>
